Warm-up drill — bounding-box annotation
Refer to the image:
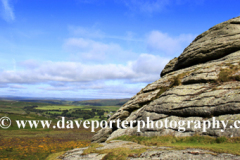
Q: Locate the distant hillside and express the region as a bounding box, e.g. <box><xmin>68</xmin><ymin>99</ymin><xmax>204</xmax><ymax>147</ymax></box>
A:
<box><xmin>72</xmin><ymin>99</ymin><xmax>129</xmax><ymax>106</ymax></box>
<box><xmin>0</xmin><ymin>96</ymin><xmax>130</xmax><ymax>106</ymax></box>
<box><xmin>0</xmin><ymin>96</ymin><xmax>92</xmax><ymax>101</ymax></box>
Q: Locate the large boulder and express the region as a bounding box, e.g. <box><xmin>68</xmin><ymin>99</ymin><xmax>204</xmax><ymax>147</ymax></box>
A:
<box><xmin>92</xmin><ymin>16</ymin><xmax>240</xmax><ymax>143</ymax></box>
<box><xmin>161</xmin><ymin>16</ymin><xmax>240</xmax><ymax>77</ymax></box>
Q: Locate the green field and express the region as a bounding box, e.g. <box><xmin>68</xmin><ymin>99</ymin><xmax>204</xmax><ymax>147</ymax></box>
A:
<box><xmin>47</xmin><ymin>111</ymin><xmax>62</xmax><ymax>114</ymax></box>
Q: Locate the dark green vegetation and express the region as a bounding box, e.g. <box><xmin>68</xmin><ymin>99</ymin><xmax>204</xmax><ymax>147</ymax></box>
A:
<box><xmin>115</xmin><ymin>135</ymin><xmax>240</xmax><ymax>155</ymax></box>
<box><xmin>8</xmin><ymin>98</ymin><xmax>129</xmax><ymax>106</ymax></box>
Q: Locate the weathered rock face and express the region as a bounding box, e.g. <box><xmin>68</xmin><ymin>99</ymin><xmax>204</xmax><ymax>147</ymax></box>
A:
<box><xmin>161</xmin><ymin>16</ymin><xmax>240</xmax><ymax>77</ymax></box>
<box><xmin>92</xmin><ymin>16</ymin><xmax>240</xmax><ymax>143</ymax></box>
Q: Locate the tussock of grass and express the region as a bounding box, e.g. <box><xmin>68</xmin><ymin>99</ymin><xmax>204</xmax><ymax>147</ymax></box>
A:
<box><xmin>101</xmin><ymin>148</ymin><xmax>146</xmax><ymax>160</ymax></box>
<box><xmin>158</xmin><ymin>87</ymin><xmax>168</xmax><ymax>96</ymax></box>
<box><xmin>114</xmin><ymin>135</ymin><xmax>240</xmax><ymax>155</ymax></box>
<box><xmin>158</xmin><ymin>73</ymin><xmax>188</xmax><ymax>97</ymax></box>
<box><xmin>82</xmin><ymin>143</ymin><xmax>147</xmax><ymax>160</ymax></box>
<box><xmin>82</xmin><ymin>143</ymin><xmax>104</xmax><ymax>155</ymax></box>
<box><xmin>46</xmin><ymin>151</ymin><xmax>65</xmax><ymax>160</ymax></box>
<box><xmin>170</xmin><ymin>74</ymin><xmax>183</xmax><ymax>88</ymax></box>
<box><xmin>218</xmin><ymin>63</ymin><xmax>240</xmax><ymax>83</ymax></box>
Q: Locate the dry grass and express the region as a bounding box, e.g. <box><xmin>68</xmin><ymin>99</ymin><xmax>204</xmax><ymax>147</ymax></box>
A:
<box><xmin>0</xmin><ymin>136</ymin><xmax>90</xmax><ymax>159</ymax></box>
<box><xmin>218</xmin><ymin>63</ymin><xmax>240</xmax><ymax>83</ymax></box>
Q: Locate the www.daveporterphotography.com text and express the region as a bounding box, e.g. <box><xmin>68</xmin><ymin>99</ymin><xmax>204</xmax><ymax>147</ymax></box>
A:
<box><xmin>1</xmin><ymin>116</ymin><xmax>240</xmax><ymax>133</ymax></box>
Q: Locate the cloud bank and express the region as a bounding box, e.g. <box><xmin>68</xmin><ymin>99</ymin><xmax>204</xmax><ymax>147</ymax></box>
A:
<box><xmin>0</xmin><ymin>54</ymin><xmax>169</xmax><ymax>84</ymax></box>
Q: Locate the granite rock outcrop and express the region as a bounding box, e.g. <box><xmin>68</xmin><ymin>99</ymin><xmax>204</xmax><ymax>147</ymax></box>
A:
<box><xmin>92</xmin><ymin>16</ymin><xmax>240</xmax><ymax>143</ymax></box>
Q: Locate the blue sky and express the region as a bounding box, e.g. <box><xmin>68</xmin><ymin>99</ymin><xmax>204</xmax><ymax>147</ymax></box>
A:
<box><xmin>0</xmin><ymin>0</ymin><xmax>239</xmax><ymax>99</ymax></box>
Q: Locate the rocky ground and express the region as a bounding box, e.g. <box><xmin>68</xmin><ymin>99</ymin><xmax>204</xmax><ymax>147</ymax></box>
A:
<box><xmin>58</xmin><ymin>140</ymin><xmax>240</xmax><ymax>160</ymax></box>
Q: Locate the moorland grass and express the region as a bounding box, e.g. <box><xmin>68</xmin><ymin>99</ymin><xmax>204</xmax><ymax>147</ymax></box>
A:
<box><xmin>0</xmin><ymin>113</ymin><xmax>96</xmax><ymax>159</ymax></box>
<box><xmin>0</xmin><ymin>136</ymin><xmax>90</xmax><ymax>159</ymax></box>
<box><xmin>114</xmin><ymin>135</ymin><xmax>240</xmax><ymax>155</ymax></box>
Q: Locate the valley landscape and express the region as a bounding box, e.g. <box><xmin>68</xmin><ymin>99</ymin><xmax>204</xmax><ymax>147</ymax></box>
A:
<box><xmin>0</xmin><ymin>98</ymin><xmax>125</xmax><ymax>159</ymax></box>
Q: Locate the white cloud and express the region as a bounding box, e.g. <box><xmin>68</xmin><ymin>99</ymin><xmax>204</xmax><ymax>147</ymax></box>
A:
<box><xmin>9</xmin><ymin>84</ymin><xmax>26</xmax><ymax>89</ymax></box>
<box><xmin>68</xmin><ymin>25</ymin><xmax>143</xmax><ymax>42</ymax></box>
<box><xmin>0</xmin><ymin>54</ymin><xmax>169</xmax><ymax>84</ymax></box>
<box><xmin>146</xmin><ymin>30</ymin><xmax>195</xmax><ymax>55</ymax></box>
<box><xmin>0</xmin><ymin>84</ymin><xmax>8</xmax><ymax>88</ymax></box>
<box><xmin>64</xmin><ymin>37</ymin><xmax>138</xmax><ymax>62</ymax></box>
<box><xmin>130</xmin><ymin>53</ymin><xmax>169</xmax><ymax>74</ymax></box>
<box><xmin>76</xmin><ymin>0</ymin><xmax>205</xmax><ymax>14</ymax></box>
<box><xmin>0</xmin><ymin>53</ymin><xmax>170</xmax><ymax>98</ymax></box>
<box><xmin>64</xmin><ymin>38</ymin><xmax>122</xmax><ymax>61</ymax></box>
<box><xmin>39</xmin><ymin>83</ymin><xmax>104</xmax><ymax>91</ymax></box>
<box><xmin>0</xmin><ymin>84</ymin><xmax>25</xmax><ymax>89</ymax></box>
<box><xmin>122</xmin><ymin>0</ymin><xmax>170</xmax><ymax>13</ymax></box>
<box><xmin>120</xmin><ymin>0</ymin><xmax>205</xmax><ymax>14</ymax></box>
<box><xmin>0</xmin><ymin>0</ymin><xmax>14</xmax><ymax>22</ymax></box>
